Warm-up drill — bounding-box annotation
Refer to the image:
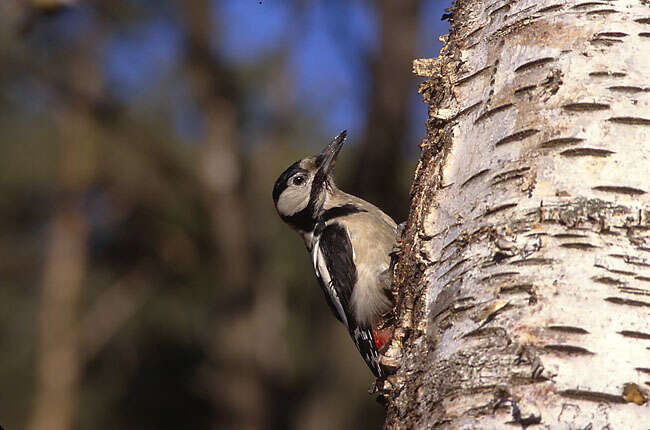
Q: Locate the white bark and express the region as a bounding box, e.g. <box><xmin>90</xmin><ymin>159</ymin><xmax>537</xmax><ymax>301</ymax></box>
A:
<box><xmin>385</xmin><ymin>0</ymin><xmax>650</xmax><ymax>427</ymax></box>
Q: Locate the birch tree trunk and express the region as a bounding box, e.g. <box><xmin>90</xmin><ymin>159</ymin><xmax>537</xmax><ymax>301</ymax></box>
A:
<box><xmin>383</xmin><ymin>0</ymin><xmax>650</xmax><ymax>427</ymax></box>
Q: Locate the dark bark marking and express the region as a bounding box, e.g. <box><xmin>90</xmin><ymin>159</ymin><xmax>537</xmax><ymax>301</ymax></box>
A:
<box><xmin>514</xmin><ymin>57</ymin><xmax>555</xmax><ymax>73</ymax></box>
<box><xmin>491</xmin><ymin>167</ymin><xmax>530</xmax><ymax>186</ymax></box>
<box><xmin>493</xmin><ymin>251</ymin><xmax>512</xmax><ymax>263</ymax></box>
<box><xmin>509</xmin><ymin>398</ymin><xmax>543</xmax><ymax>426</ymax></box>
<box><xmin>495</xmin><ymin>129</ymin><xmax>539</xmax><ymax>147</ymax></box>
<box><xmin>539</xmin><ymin>137</ymin><xmax>584</xmax><ymax>148</ymax></box>
<box><xmin>429</xmin><ymin>282</ymin><xmax>462</xmax><ymax>320</ymax></box>
<box><xmin>466</xmin><ymin>24</ymin><xmax>485</xmax><ymax>39</ymax></box>
<box><xmin>523</xmin><ymin>232</ymin><xmax>548</xmax><ymax>237</ymax></box>
<box><xmin>443</xmin><ymin>269</ymin><xmax>472</xmax><ymax>290</ymax></box>
<box><xmin>558</xmin><ymin>389</ymin><xmax>626</xmax><ymax>403</ymax></box>
<box><xmin>461</xmin><ymin>168</ymin><xmax>490</xmax><ymax>188</ymax></box>
<box><xmin>483</xmin><ymin>202</ymin><xmax>518</xmax><ymax>217</ymax></box>
<box><xmin>547</xmin><ymin>326</ymin><xmax>590</xmax><ymax>334</ymax></box>
<box><xmin>610</xmin><ymin>254</ymin><xmax>650</xmax><ymax>268</ymax></box>
<box><xmin>589</xmin><ymin>70</ymin><xmax>626</xmax><ymax>77</ymax></box>
<box><xmin>560</xmin><ymin>242</ymin><xmax>599</xmax><ymax>250</ymax></box>
<box><xmin>537</xmin><ymin>4</ymin><xmax>564</xmax><ymax>13</ymax></box>
<box><xmin>618</xmin><ymin>330</ymin><xmax>650</xmax><ymax>340</ymax></box>
<box><xmin>607</xmin><ymin>86</ymin><xmax>649</xmax><ymax>93</ymax></box>
<box><xmin>475</xmin><ymin>103</ymin><xmax>515</xmax><ymax>124</ymax></box>
<box><xmin>591</xmin><ymin>39</ymin><xmax>623</xmax><ymax>47</ymax></box>
<box><xmin>514</xmin><ymin>84</ymin><xmax>537</xmax><ymax>95</ymax></box>
<box><xmin>592</xmin><ymin>276</ymin><xmax>626</xmax><ymax>285</ymax></box>
<box><xmin>619</xmin><ymin>286</ymin><xmax>650</xmax><ymax>297</ymax></box>
<box><xmin>481</xmin><ymin>271</ymin><xmax>521</xmax><ymax>282</ymax></box>
<box><xmin>553</xmin><ymin>233</ymin><xmax>588</xmax><ymax>239</ymax></box>
<box><xmin>510</xmin><ymin>258</ymin><xmax>555</xmax><ymax>266</ymax></box>
<box><xmin>608</xmin><ymin>116</ymin><xmax>650</xmax><ymax>125</ymax></box>
<box><xmin>489</xmin><ymin>3</ymin><xmax>511</xmax><ymax>17</ymax></box>
<box><xmin>462</xmin><ymin>326</ymin><xmax>508</xmax><ymax>339</ymax></box>
<box><xmin>586</xmin><ymin>9</ymin><xmax>618</xmax><ymax>15</ymax></box>
<box><xmin>605</xmin><ymin>297</ymin><xmax>650</xmax><ymax>307</ymax></box>
<box><xmin>562</xmin><ymin>102</ymin><xmax>610</xmax><ymax>112</ymax></box>
<box><xmin>572</xmin><ymin>2</ymin><xmax>608</xmax><ymax>9</ymax></box>
<box><xmin>560</xmin><ymin>148</ymin><xmax>614</xmax><ymax>157</ymax></box>
<box><xmin>438</xmin><ymin>258</ymin><xmax>469</xmax><ymax>280</ymax></box>
<box><xmin>543</xmin><ymin>345</ymin><xmax>594</xmax><ymax>355</ymax></box>
<box><xmin>596</xmin><ymin>32</ymin><xmax>628</xmax><ymax>38</ymax></box>
<box><xmin>440</xmin><ymin>237</ymin><xmax>460</xmax><ymax>255</ymax></box>
<box><xmin>593</xmin><ymin>185</ymin><xmax>647</xmax><ymax>196</ymax></box>
<box><xmin>491</xmin><ymin>16</ymin><xmax>541</xmax><ymax>41</ymax></box>
<box><xmin>498</xmin><ymin>282</ymin><xmax>533</xmax><ymax>292</ymax></box>
<box><xmin>457</xmin><ymin>101</ymin><xmax>482</xmax><ymax>118</ymax></box>
<box><xmin>455</xmin><ymin>66</ymin><xmax>491</xmax><ymax>85</ymax></box>
<box><xmin>600</xmin><ymin>268</ymin><xmax>637</xmax><ymax>276</ymax></box>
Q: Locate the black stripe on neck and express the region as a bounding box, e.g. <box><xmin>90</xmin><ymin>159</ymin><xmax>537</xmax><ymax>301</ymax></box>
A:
<box><xmin>320</xmin><ymin>204</ymin><xmax>367</xmax><ymax>223</ymax></box>
<box><xmin>281</xmin><ymin>208</ymin><xmax>316</xmax><ymax>233</ymax></box>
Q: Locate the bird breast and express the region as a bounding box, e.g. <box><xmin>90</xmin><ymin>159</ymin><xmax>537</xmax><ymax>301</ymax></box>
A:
<box><xmin>343</xmin><ymin>210</ymin><xmax>395</xmax><ymax>326</ymax></box>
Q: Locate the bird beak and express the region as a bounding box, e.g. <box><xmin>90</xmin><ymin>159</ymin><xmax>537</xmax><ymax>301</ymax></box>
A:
<box><xmin>316</xmin><ymin>130</ymin><xmax>347</xmax><ymax>176</ymax></box>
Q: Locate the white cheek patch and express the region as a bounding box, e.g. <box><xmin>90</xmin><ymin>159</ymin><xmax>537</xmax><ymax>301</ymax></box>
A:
<box><xmin>277</xmin><ymin>186</ymin><xmax>310</xmax><ymax>216</ymax></box>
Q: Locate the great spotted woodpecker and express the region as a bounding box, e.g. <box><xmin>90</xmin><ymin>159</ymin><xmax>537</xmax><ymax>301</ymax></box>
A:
<box><xmin>273</xmin><ymin>130</ymin><xmax>397</xmax><ymax>377</ymax></box>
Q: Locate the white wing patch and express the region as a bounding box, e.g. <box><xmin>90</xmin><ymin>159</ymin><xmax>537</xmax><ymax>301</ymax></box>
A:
<box><xmin>353</xmin><ymin>326</ymin><xmax>382</xmax><ymax>377</ymax></box>
<box><xmin>311</xmin><ymin>226</ymin><xmax>383</xmax><ymax>377</ymax></box>
<box><xmin>311</xmin><ymin>234</ymin><xmax>349</xmax><ymax>328</ymax></box>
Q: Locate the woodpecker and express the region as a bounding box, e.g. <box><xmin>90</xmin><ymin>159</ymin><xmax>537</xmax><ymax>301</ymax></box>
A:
<box><xmin>273</xmin><ymin>130</ymin><xmax>397</xmax><ymax>377</ymax></box>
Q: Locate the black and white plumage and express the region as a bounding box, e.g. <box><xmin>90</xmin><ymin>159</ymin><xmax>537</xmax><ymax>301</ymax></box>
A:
<box><xmin>273</xmin><ymin>131</ymin><xmax>397</xmax><ymax>377</ymax></box>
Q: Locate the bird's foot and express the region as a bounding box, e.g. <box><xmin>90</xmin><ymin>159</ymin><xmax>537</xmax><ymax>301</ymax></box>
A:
<box><xmin>389</xmin><ymin>221</ymin><xmax>407</xmax><ymax>259</ymax></box>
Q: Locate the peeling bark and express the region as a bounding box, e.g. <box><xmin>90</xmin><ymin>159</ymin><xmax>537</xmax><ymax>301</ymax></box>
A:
<box><xmin>384</xmin><ymin>0</ymin><xmax>650</xmax><ymax>427</ymax></box>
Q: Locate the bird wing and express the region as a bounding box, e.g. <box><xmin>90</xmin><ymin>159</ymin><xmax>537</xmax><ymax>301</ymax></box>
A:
<box><xmin>312</xmin><ymin>222</ymin><xmax>383</xmax><ymax>377</ymax></box>
<box><xmin>311</xmin><ymin>222</ymin><xmax>353</xmax><ymax>326</ymax></box>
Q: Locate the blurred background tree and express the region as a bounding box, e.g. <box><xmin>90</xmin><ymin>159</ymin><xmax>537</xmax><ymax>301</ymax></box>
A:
<box><xmin>0</xmin><ymin>1</ymin><xmax>448</xmax><ymax>429</ymax></box>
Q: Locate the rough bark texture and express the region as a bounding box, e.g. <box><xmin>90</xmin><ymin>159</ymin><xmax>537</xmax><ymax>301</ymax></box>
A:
<box><xmin>383</xmin><ymin>0</ymin><xmax>650</xmax><ymax>427</ymax></box>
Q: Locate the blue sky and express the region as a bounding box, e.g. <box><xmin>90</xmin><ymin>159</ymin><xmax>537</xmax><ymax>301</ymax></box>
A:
<box><xmin>99</xmin><ymin>0</ymin><xmax>451</xmax><ymax>144</ymax></box>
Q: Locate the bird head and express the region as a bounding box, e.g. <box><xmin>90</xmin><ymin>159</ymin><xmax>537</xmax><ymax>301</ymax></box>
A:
<box><xmin>273</xmin><ymin>130</ymin><xmax>347</xmax><ymax>232</ymax></box>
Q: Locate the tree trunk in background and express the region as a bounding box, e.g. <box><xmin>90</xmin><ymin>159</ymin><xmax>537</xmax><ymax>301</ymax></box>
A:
<box><xmin>182</xmin><ymin>0</ymin><xmax>252</xmax><ymax>292</ymax></box>
<box><xmin>384</xmin><ymin>0</ymin><xmax>650</xmax><ymax>427</ymax></box>
<box><xmin>352</xmin><ymin>0</ymin><xmax>419</xmax><ymax>222</ymax></box>
<box><xmin>180</xmin><ymin>2</ymin><xmax>273</xmax><ymax>428</ymax></box>
<box><xmin>29</xmin><ymin>201</ymin><xmax>86</xmax><ymax>430</ymax></box>
<box><xmin>28</xmin><ymin>111</ymin><xmax>93</xmax><ymax>430</ymax></box>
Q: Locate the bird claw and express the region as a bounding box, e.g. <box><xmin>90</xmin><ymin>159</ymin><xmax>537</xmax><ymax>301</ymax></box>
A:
<box><xmin>386</xmin><ymin>221</ymin><xmax>407</xmax><ymax>281</ymax></box>
<box><xmin>379</xmin><ymin>222</ymin><xmax>407</xmax><ymax>293</ymax></box>
<box><xmin>389</xmin><ymin>221</ymin><xmax>407</xmax><ymax>258</ymax></box>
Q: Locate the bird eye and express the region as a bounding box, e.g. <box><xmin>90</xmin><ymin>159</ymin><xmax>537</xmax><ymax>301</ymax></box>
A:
<box><xmin>292</xmin><ymin>175</ymin><xmax>305</xmax><ymax>186</ymax></box>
